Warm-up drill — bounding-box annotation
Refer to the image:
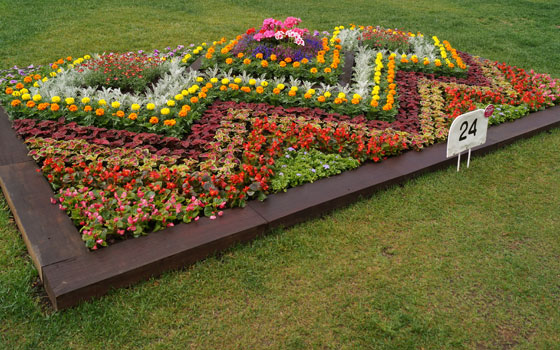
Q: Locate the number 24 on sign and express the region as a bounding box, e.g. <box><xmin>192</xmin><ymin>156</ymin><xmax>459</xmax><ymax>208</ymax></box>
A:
<box><xmin>446</xmin><ymin>105</ymin><xmax>494</xmax><ymax>171</ymax></box>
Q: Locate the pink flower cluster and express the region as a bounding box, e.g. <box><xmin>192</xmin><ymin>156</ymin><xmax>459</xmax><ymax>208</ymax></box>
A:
<box><xmin>253</xmin><ymin>17</ymin><xmax>308</xmax><ymax>46</ymax></box>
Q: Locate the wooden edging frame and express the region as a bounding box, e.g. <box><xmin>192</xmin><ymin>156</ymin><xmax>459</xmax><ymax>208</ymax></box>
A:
<box><xmin>1</xmin><ymin>105</ymin><xmax>559</xmax><ymax>310</ymax></box>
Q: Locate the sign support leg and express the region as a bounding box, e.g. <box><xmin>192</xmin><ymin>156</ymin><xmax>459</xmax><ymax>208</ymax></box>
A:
<box><xmin>457</xmin><ymin>153</ymin><xmax>461</xmax><ymax>172</ymax></box>
<box><xmin>467</xmin><ymin>148</ymin><xmax>471</xmax><ymax>168</ymax></box>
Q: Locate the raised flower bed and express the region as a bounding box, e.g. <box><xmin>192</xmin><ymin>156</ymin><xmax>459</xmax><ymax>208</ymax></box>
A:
<box><xmin>1</xmin><ymin>18</ymin><xmax>559</xmax><ymax>309</ymax></box>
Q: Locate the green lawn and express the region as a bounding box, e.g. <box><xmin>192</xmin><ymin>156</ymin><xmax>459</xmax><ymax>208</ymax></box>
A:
<box><xmin>1</xmin><ymin>1</ymin><xmax>559</xmax><ymax>349</ymax></box>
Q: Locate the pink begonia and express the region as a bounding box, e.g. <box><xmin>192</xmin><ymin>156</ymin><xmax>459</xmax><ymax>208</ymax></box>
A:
<box><xmin>283</xmin><ymin>16</ymin><xmax>301</xmax><ymax>29</ymax></box>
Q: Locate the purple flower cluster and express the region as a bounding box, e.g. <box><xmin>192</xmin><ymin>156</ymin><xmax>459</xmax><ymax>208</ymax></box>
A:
<box><xmin>232</xmin><ymin>34</ymin><xmax>323</xmax><ymax>61</ymax></box>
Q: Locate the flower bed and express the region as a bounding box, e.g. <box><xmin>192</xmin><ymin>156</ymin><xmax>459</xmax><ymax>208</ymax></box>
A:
<box><xmin>1</xmin><ymin>18</ymin><xmax>559</xmax><ymax>250</ymax></box>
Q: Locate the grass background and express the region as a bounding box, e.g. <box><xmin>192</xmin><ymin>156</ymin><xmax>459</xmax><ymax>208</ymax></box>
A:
<box><xmin>1</xmin><ymin>1</ymin><xmax>559</xmax><ymax>349</ymax></box>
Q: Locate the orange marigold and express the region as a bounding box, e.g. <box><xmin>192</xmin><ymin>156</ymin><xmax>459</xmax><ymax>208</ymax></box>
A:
<box><xmin>288</xmin><ymin>90</ymin><xmax>296</xmax><ymax>97</ymax></box>
<box><xmin>84</xmin><ymin>105</ymin><xmax>92</xmax><ymax>112</ymax></box>
<box><xmin>15</xmin><ymin>83</ymin><xmax>24</xmax><ymax>90</ymax></box>
<box><xmin>324</xmin><ymin>67</ymin><xmax>332</xmax><ymax>73</ymax></box>
<box><xmin>26</xmin><ymin>101</ymin><xmax>36</xmax><ymax>108</ymax></box>
<box><xmin>269</xmin><ymin>54</ymin><xmax>277</xmax><ymax>61</ymax></box>
<box><xmin>370</xmin><ymin>100</ymin><xmax>379</xmax><ymax>107</ymax></box>
<box><xmin>149</xmin><ymin>116</ymin><xmax>159</xmax><ymax>124</ymax></box>
<box><xmin>128</xmin><ymin>113</ymin><xmax>138</xmax><ymax>120</ymax></box>
<box><xmin>51</xmin><ymin>103</ymin><xmax>60</xmax><ymax>111</ymax></box>
<box><xmin>237</xmin><ymin>53</ymin><xmax>244</xmax><ymax>58</ymax></box>
<box><xmin>279</xmin><ymin>61</ymin><xmax>286</xmax><ymax>67</ymax></box>
<box><xmin>5</xmin><ymin>87</ymin><xmax>13</xmax><ymax>94</ymax></box>
<box><xmin>301</xmin><ymin>58</ymin><xmax>309</xmax><ymax>64</ymax></box>
<box><xmin>116</xmin><ymin>110</ymin><xmax>125</xmax><ymax>118</ymax></box>
<box><xmin>24</xmin><ymin>76</ymin><xmax>32</xmax><ymax>83</ymax></box>
<box><xmin>68</xmin><ymin>104</ymin><xmax>78</xmax><ymax>112</ymax></box>
<box><xmin>220</xmin><ymin>85</ymin><xmax>227</xmax><ymax>91</ymax></box>
<box><xmin>334</xmin><ymin>98</ymin><xmax>343</xmax><ymax>104</ymax></box>
<box><xmin>261</xmin><ymin>60</ymin><xmax>268</xmax><ymax>68</ymax></box>
<box><xmin>351</xmin><ymin>98</ymin><xmax>360</xmax><ymax>105</ymax></box>
<box><xmin>225</xmin><ymin>58</ymin><xmax>233</xmax><ymax>64</ymax></box>
<box><xmin>95</xmin><ymin>108</ymin><xmax>104</xmax><ymax>116</ymax></box>
<box><xmin>272</xmin><ymin>88</ymin><xmax>280</xmax><ymax>95</ymax></box>
<box><xmin>178</xmin><ymin>110</ymin><xmax>188</xmax><ymax>118</ymax></box>
<box><xmin>317</xmin><ymin>96</ymin><xmax>326</xmax><ymax>103</ymax></box>
<box><xmin>190</xmin><ymin>96</ymin><xmax>199</xmax><ymax>103</ymax></box>
<box><xmin>292</xmin><ymin>62</ymin><xmax>300</xmax><ymax>68</ymax></box>
<box><xmin>33</xmin><ymin>74</ymin><xmax>41</xmax><ymax>80</ymax></box>
<box><xmin>182</xmin><ymin>104</ymin><xmax>191</xmax><ymax>112</ymax></box>
<box><xmin>38</xmin><ymin>103</ymin><xmax>49</xmax><ymax>111</ymax></box>
<box><xmin>163</xmin><ymin>119</ymin><xmax>176</xmax><ymax>126</ymax></box>
<box><xmin>284</xmin><ymin>57</ymin><xmax>292</xmax><ymax>63</ymax></box>
<box><xmin>243</xmin><ymin>58</ymin><xmax>251</xmax><ymax>65</ymax></box>
<box><xmin>256</xmin><ymin>86</ymin><xmax>264</xmax><ymax>94</ymax></box>
<box><xmin>310</xmin><ymin>67</ymin><xmax>318</xmax><ymax>74</ymax></box>
<box><xmin>255</xmin><ymin>53</ymin><xmax>263</xmax><ymax>59</ymax></box>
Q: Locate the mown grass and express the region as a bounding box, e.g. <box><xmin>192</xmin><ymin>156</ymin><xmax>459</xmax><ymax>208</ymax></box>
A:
<box><xmin>0</xmin><ymin>1</ymin><xmax>559</xmax><ymax>349</ymax></box>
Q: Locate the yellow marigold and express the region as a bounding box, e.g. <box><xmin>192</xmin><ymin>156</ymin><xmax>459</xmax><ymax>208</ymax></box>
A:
<box><xmin>51</xmin><ymin>96</ymin><xmax>61</xmax><ymax>103</ymax></box>
<box><xmin>22</xmin><ymin>93</ymin><xmax>31</xmax><ymax>101</ymax></box>
<box><xmin>167</xmin><ymin>100</ymin><xmax>175</xmax><ymax>107</ymax></box>
<box><xmin>131</xmin><ymin>103</ymin><xmax>140</xmax><ymax>111</ymax></box>
<box><xmin>81</xmin><ymin>97</ymin><xmax>91</xmax><ymax>104</ymax></box>
<box><xmin>160</xmin><ymin>108</ymin><xmax>170</xmax><ymax>115</ymax></box>
<box><xmin>98</xmin><ymin>99</ymin><xmax>107</xmax><ymax>106</ymax></box>
<box><xmin>149</xmin><ymin>116</ymin><xmax>159</xmax><ymax>124</ymax></box>
<box><xmin>146</xmin><ymin>103</ymin><xmax>155</xmax><ymax>110</ymax></box>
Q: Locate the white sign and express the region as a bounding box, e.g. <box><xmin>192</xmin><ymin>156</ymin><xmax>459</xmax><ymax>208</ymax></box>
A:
<box><xmin>447</xmin><ymin>107</ymin><xmax>491</xmax><ymax>171</ymax></box>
